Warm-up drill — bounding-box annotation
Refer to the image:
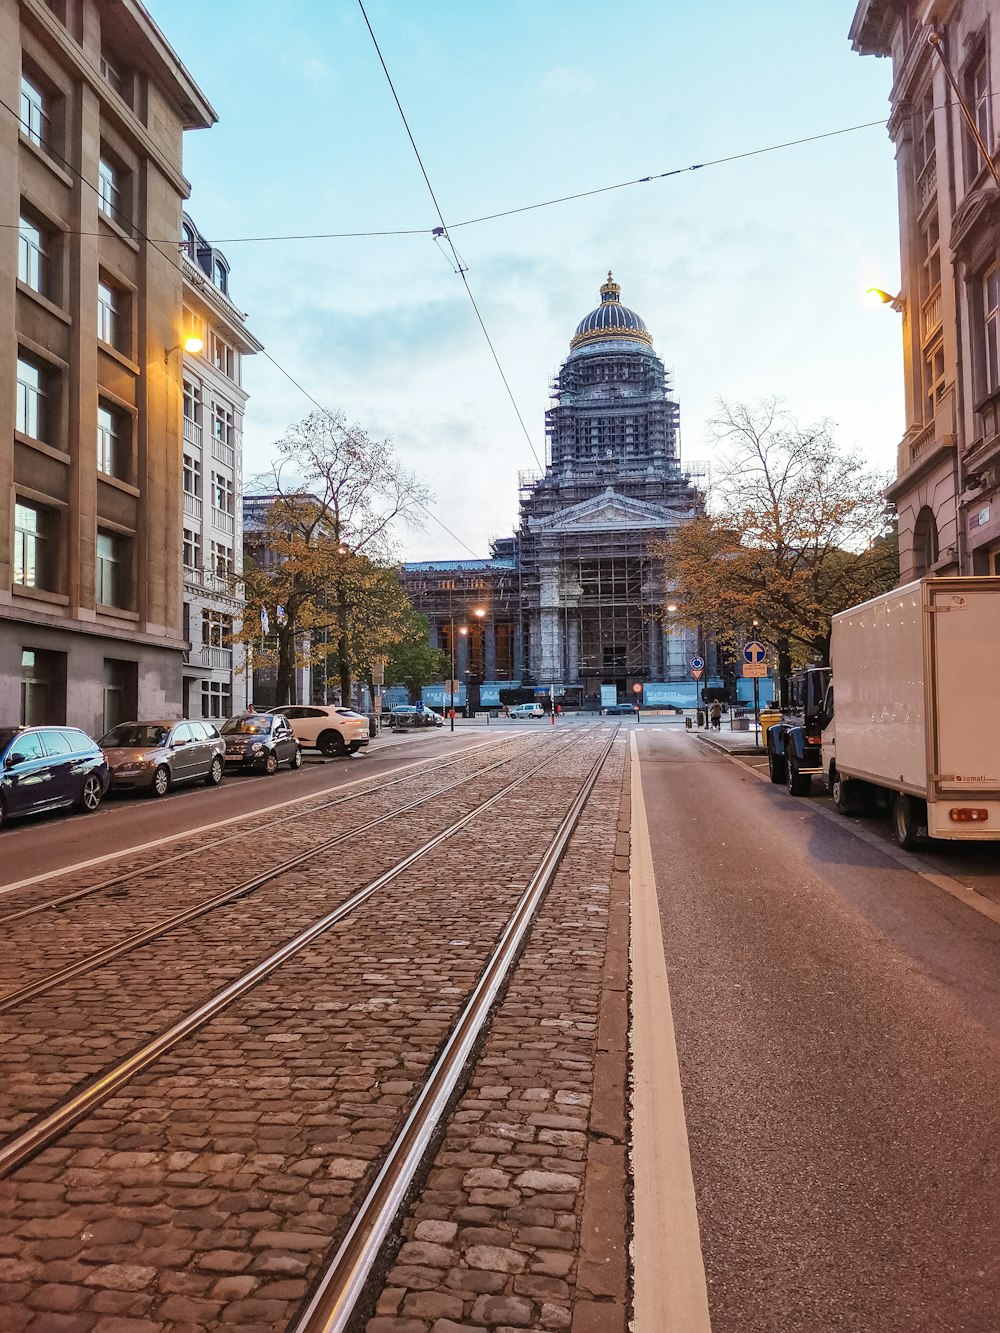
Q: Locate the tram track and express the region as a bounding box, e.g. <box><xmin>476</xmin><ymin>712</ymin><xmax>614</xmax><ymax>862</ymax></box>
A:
<box><xmin>0</xmin><ymin>733</ymin><xmax>527</xmax><ymax>925</ymax></box>
<box><xmin>0</xmin><ymin>727</ymin><xmax>614</xmax><ymax>1157</ymax></box>
<box><xmin>0</xmin><ymin>724</ymin><xmax>626</xmax><ymax>1333</ymax></box>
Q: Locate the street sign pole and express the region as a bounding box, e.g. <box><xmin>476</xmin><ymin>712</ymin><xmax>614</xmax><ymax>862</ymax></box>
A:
<box><xmin>753</xmin><ymin>675</ymin><xmax>760</xmax><ymax>745</ymax></box>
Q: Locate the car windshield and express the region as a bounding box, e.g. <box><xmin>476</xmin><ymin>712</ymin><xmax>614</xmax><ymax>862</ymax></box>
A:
<box><xmin>102</xmin><ymin>724</ymin><xmax>168</xmax><ymax>747</ymax></box>
<box><xmin>221</xmin><ymin>718</ymin><xmax>270</xmax><ymax>735</ymax></box>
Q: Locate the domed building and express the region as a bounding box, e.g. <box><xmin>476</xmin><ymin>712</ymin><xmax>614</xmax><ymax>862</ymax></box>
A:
<box><xmin>516</xmin><ymin>274</ymin><xmax>703</xmax><ymax>700</ymax></box>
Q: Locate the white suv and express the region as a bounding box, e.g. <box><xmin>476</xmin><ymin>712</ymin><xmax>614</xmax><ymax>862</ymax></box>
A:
<box><xmin>510</xmin><ymin>702</ymin><xmax>545</xmax><ymax>719</ymax></box>
<box><xmin>271</xmin><ymin>705</ymin><xmax>371</xmax><ymax>757</ymax></box>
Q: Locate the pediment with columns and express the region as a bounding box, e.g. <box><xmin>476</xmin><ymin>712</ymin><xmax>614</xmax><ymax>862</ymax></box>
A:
<box><xmin>527</xmin><ymin>486</ymin><xmax>690</xmax><ymax>535</ymax></box>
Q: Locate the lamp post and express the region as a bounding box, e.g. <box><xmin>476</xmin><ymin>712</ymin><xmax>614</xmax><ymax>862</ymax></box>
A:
<box><xmin>448</xmin><ymin>618</ymin><xmax>467</xmax><ymax>733</ymax></box>
<box><xmin>472</xmin><ymin>605</ymin><xmax>487</xmax><ymax>717</ymax></box>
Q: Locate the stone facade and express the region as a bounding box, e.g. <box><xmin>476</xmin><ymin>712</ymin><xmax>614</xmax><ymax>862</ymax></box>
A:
<box><xmin>1</xmin><ymin>0</ymin><xmax>215</xmax><ymax>736</ymax></box>
<box><xmin>851</xmin><ymin>0</ymin><xmax>1000</xmax><ymax>580</ymax></box>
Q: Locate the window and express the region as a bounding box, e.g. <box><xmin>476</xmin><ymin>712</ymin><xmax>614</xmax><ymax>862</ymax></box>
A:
<box><xmin>211</xmin><ymin>541</ymin><xmax>233</xmax><ymax>579</ymax></box>
<box><xmin>19</xmin><ymin>75</ymin><xmax>48</xmax><ymax>148</ymax></box>
<box><xmin>97</xmin><ymin>401</ymin><xmax>129</xmax><ymax>479</ymax></box>
<box><xmin>97</xmin><ymin>280</ymin><xmax>121</xmax><ymax>348</ymax></box>
<box><xmin>202</xmin><ymin>610</ymin><xmax>232</xmax><ymax>647</ymax></box>
<box><xmin>100</xmin><ymin>51</ymin><xmax>125</xmax><ymax>98</ymax></box>
<box><xmin>14</xmin><ymin>501</ymin><xmax>54</xmax><ymax>589</ymax></box>
<box><xmin>16</xmin><ymin>356</ymin><xmax>46</xmax><ymax>440</ymax></box>
<box><xmin>183</xmin><ymin>380</ymin><xmax>201</xmax><ymax>423</ymax></box>
<box><xmin>98</xmin><ymin>157</ymin><xmax>124</xmax><ymax>225</ymax></box>
<box><xmin>965</xmin><ymin>51</ymin><xmax>992</xmax><ymax>182</ymax></box>
<box><xmin>213</xmin><ymin>258</ymin><xmax>228</xmax><ymax>294</ymax></box>
<box><xmin>96</xmin><ymin>531</ymin><xmax>128</xmax><ymax>607</ymax></box>
<box><xmin>201</xmin><ymin>680</ymin><xmax>231</xmax><ymax>719</ymax></box>
<box><xmin>212</xmin><ymin>471</ymin><xmax>234</xmax><ymax>516</ymax></box>
<box><xmin>183</xmin><ymin>455</ymin><xmax>201</xmax><ymax>497</ymax></box>
<box><xmin>20</xmin><ymin>648</ymin><xmax>66</xmax><ymax>726</ymax></box>
<box><xmin>212</xmin><ymin>402</ymin><xmax>233</xmax><ymax>444</ymax></box>
<box><xmin>211</xmin><ymin>333</ymin><xmax>234</xmax><ymax>378</ymax></box>
<box><xmin>986</xmin><ymin>268</ymin><xmax>1000</xmax><ymax>395</ymax></box>
<box><xmin>181</xmin><ymin>222</ymin><xmax>196</xmax><ymax>260</ymax></box>
<box><xmin>18</xmin><ymin>214</ymin><xmax>47</xmax><ymax>294</ymax></box>
<box><xmin>913</xmin><ymin>506</ymin><xmax>939</xmax><ymax>577</ymax></box>
<box><xmin>183</xmin><ymin>307</ymin><xmax>204</xmax><ymax>348</ymax></box>
<box><xmin>40</xmin><ymin>729</ymin><xmax>73</xmax><ymax>757</ymax></box>
<box><xmin>924</xmin><ymin>339</ymin><xmax>945</xmax><ymax>420</ymax></box>
<box><xmin>183</xmin><ymin>528</ymin><xmax>201</xmax><ymax>569</ymax></box>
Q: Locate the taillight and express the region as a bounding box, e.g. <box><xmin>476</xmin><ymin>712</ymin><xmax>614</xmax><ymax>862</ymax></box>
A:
<box><xmin>949</xmin><ymin>808</ymin><xmax>989</xmax><ymax>822</ymax></box>
<box><xmin>806</xmin><ymin>735</ymin><xmax>822</xmax><ymax>746</ymax></box>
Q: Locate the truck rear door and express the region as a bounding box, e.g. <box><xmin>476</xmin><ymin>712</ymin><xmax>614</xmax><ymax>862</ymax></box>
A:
<box><xmin>930</xmin><ymin>582</ymin><xmax>1000</xmax><ymax>795</ymax></box>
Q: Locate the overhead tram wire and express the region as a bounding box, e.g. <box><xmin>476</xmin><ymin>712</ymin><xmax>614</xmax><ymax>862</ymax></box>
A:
<box><xmin>0</xmin><ymin>90</ymin><xmax>486</xmax><ymax>564</ymax></box>
<box><xmin>356</xmin><ymin>0</ymin><xmax>545</xmax><ymax>474</ymax></box>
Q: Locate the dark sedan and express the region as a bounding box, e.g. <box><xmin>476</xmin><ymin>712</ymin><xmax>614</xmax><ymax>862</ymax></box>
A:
<box><xmin>220</xmin><ymin>713</ymin><xmax>302</xmax><ymax>774</ymax></box>
<box><xmin>603</xmin><ymin>702</ymin><xmax>639</xmax><ymax>715</ymax></box>
<box><xmin>0</xmin><ymin>725</ymin><xmax>109</xmax><ymax>830</ymax></box>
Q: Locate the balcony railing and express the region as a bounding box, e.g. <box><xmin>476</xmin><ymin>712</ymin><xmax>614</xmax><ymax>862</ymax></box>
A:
<box><xmin>211</xmin><ymin>437</ymin><xmax>235</xmax><ymax>468</ymax></box>
<box><xmin>183</xmin><ymin>417</ymin><xmax>202</xmax><ymax>447</ymax></box>
<box><xmin>212</xmin><ymin>507</ymin><xmax>235</xmax><ymax>534</ymax></box>
<box><xmin>183</xmin><ymin>566</ymin><xmax>241</xmax><ymax>599</ymax></box>
<box><xmin>183</xmin><ymin>492</ymin><xmax>202</xmax><ymax>520</ymax></box>
<box><xmin>922</xmin><ymin>286</ymin><xmax>942</xmax><ymax>341</ymax></box>
<box><xmin>917</xmin><ymin>151</ymin><xmax>937</xmax><ymax>212</ymax></box>
<box><xmin>909</xmin><ymin>422</ymin><xmax>936</xmax><ymax>464</ymax></box>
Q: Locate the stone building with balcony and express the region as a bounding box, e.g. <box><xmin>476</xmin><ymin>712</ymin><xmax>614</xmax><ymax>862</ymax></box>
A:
<box><xmin>851</xmin><ymin>0</ymin><xmax>1000</xmax><ymax>580</ymax></box>
<box><xmin>180</xmin><ymin>212</ymin><xmax>262</xmax><ymax>720</ymax></box>
<box><xmin>1</xmin><ymin>0</ymin><xmax>216</xmax><ymax>736</ymax></box>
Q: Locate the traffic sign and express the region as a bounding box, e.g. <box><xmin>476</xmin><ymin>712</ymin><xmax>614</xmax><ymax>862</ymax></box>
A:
<box><xmin>743</xmin><ymin>641</ymin><xmax>767</xmax><ymax>665</ymax></box>
<box><xmin>631</xmin><ymin>683</ymin><xmax>642</xmax><ymax>694</ymax></box>
<box><xmin>742</xmin><ymin>663</ymin><xmax>767</xmax><ymax>678</ymax></box>
<box><xmin>691</xmin><ymin>655</ymin><xmax>705</xmax><ymax>671</ymax></box>
<box><xmin>691</xmin><ymin>667</ymin><xmax>704</xmax><ymax>680</ymax></box>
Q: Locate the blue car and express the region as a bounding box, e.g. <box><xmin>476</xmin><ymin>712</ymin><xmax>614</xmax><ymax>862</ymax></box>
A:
<box><xmin>0</xmin><ymin>725</ymin><xmax>110</xmax><ymax>830</ymax></box>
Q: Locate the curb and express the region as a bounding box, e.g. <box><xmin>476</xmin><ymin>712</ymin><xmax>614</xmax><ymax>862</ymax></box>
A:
<box><xmin>694</xmin><ymin>732</ymin><xmax>764</xmax><ymax>757</ymax></box>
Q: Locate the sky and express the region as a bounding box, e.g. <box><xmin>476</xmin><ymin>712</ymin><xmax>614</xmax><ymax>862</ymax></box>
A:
<box><xmin>147</xmin><ymin>0</ymin><xmax>901</xmax><ymax>561</ymax></box>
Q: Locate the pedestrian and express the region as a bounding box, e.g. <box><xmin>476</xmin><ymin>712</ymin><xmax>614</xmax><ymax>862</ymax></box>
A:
<box><xmin>246</xmin><ymin>702</ymin><xmax>256</xmax><ymax>714</ymax></box>
<box><xmin>709</xmin><ymin>699</ymin><xmax>722</xmax><ymax>731</ymax></box>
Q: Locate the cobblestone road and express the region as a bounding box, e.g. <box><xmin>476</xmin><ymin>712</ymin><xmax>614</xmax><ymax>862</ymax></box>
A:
<box><xmin>0</xmin><ymin>726</ymin><xmax>631</xmax><ymax>1333</ymax></box>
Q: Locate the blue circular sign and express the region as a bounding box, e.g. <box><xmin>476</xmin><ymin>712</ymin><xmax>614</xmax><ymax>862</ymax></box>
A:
<box><xmin>691</xmin><ymin>655</ymin><xmax>704</xmax><ymax>670</ymax></box>
<box><xmin>743</xmin><ymin>641</ymin><xmax>767</xmax><ymax>665</ymax></box>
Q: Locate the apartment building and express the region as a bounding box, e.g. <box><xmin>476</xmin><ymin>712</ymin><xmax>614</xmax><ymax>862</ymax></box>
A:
<box><xmin>1</xmin><ymin>0</ymin><xmax>215</xmax><ymax>736</ymax></box>
<box><xmin>180</xmin><ymin>213</ymin><xmax>262</xmax><ymax>721</ymax></box>
<box><xmin>851</xmin><ymin>0</ymin><xmax>1000</xmax><ymax>580</ymax></box>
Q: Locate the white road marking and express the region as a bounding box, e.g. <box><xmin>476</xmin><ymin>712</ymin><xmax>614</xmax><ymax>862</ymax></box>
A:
<box><xmin>0</xmin><ymin>736</ymin><xmax>513</xmax><ymax>899</ymax></box>
<box><xmin>704</xmin><ymin>740</ymin><xmax>1000</xmax><ymax>929</ymax></box>
<box><xmin>629</xmin><ymin>731</ymin><xmax>713</xmax><ymax>1332</ymax></box>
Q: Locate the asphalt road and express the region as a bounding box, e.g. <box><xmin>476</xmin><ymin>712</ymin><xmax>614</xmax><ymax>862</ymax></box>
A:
<box><xmin>0</xmin><ymin>726</ymin><xmax>503</xmax><ymax>888</ymax></box>
<box><xmin>637</xmin><ymin>726</ymin><xmax>1000</xmax><ymax>1333</ymax></box>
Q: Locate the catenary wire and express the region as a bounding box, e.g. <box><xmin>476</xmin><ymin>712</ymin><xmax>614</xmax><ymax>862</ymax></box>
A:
<box><xmin>356</xmin><ymin>0</ymin><xmax>545</xmax><ymax>473</ymax></box>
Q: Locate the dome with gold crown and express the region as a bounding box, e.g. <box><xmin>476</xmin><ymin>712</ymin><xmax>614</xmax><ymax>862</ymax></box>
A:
<box><xmin>569</xmin><ymin>273</ymin><xmax>653</xmax><ymax>350</ymax></box>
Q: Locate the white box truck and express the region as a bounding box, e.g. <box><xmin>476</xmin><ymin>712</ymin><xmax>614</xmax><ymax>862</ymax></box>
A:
<box><xmin>823</xmin><ymin>576</ymin><xmax>1000</xmax><ymax>848</ymax></box>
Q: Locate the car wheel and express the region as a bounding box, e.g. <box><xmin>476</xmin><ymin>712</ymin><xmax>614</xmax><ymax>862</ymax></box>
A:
<box><xmin>787</xmin><ymin>755</ymin><xmax>811</xmax><ymax>797</ymax></box>
<box><xmin>289</xmin><ymin>747</ymin><xmax>303</xmax><ymax>770</ymax></box>
<box><xmin>205</xmin><ymin>756</ymin><xmax>224</xmax><ymax>787</ymax></box>
<box><xmin>264</xmin><ymin>750</ymin><xmax>279</xmax><ymax>776</ymax></box>
<box><xmin>0</xmin><ymin>797</ymin><xmax>5</xmax><ymax>830</ymax></box>
<box><xmin>891</xmin><ymin>792</ymin><xmax>925</xmax><ymax>849</ymax></box>
<box><xmin>767</xmin><ymin>744</ymin><xmax>787</xmax><ymax>785</ymax></box>
<box><xmin>150</xmin><ymin>765</ymin><xmax>170</xmax><ymax>798</ymax></box>
<box><xmin>77</xmin><ymin>774</ymin><xmax>104</xmax><ymax>813</ymax></box>
<box><xmin>319</xmin><ymin>729</ymin><xmax>346</xmax><ymax>758</ymax></box>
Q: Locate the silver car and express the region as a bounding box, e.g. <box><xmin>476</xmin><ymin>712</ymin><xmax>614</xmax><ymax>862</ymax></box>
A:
<box><xmin>101</xmin><ymin>720</ymin><xmax>225</xmax><ymax>796</ymax></box>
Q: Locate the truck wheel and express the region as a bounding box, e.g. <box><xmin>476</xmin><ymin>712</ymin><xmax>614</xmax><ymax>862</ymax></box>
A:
<box><xmin>891</xmin><ymin>793</ymin><xmax>925</xmax><ymax>849</ymax></box>
<box><xmin>767</xmin><ymin>743</ymin><xmax>787</xmax><ymax>785</ymax></box>
<box><xmin>830</xmin><ymin>766</ymin><xmax>854</xmax><ymax>815</ymax></box>
<box><xmin>787</xmin><ymin>756</ymin><xmax>811</xmax><ymax>797</ymax></box>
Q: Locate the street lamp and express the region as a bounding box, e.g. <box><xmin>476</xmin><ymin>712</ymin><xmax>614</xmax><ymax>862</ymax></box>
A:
<box><xmin>448</xmin><ymin>619</ymin><xmax>468</xmax><ymax>733</ymax></box>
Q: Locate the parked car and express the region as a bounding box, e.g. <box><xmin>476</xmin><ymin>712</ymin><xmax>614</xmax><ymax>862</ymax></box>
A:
<box><xmin>387</xmin><ymin>704</ymin><xmax>444</xmax><ymax>730</ymax></box>
<box><xmin>102</xmin><ymin>720</ymin><xmax>225</xmax><ymax>796</ymax></box>
<box><xmin>220</xmin><ymin>713</ymin><xmax>302</xmax><ymax>773</ymax></box>
<box><xmin>510</xmin><ymin>702</ymin><xmax>545</xmax><ymax>719</ymax></box>
<box><xmin>0</xmin><ymin>725</ymin><xmax>110</xmax><ymax>829</ymax></box>
<box><xmin>270</xmin><ymin>704</ymin><xmax>371</xmax><ymax>757</ymax></box>
<box><xmin>603</xmin><ymin>702</ymin><xmax>639</xmax><ymax>715</ymax></box>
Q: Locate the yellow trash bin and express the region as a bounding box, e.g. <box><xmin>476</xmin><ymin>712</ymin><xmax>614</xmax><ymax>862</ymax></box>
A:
<box><xmin>759</xmin><ymin>706</ymin><xmax>782</xmax><ymax>749</ymax></box>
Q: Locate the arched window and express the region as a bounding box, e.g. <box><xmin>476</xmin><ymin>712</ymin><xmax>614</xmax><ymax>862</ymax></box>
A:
<box><xmin>213</xmin><ymin>258</ymin><xmax>228</xmax><ymax>294</ymax></box>
<box><xmin>181</xmin><ymin>222</ymin><xmax>196</xmax><ymax>259</ymax></box>
<box><xmin>913</xmin><ymin>505</ymin><xmax>939</xmax><ymax>576</ymax></box>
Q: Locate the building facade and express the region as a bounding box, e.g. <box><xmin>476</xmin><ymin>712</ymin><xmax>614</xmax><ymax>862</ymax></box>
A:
<box><xmin>180</xmin><ymin>213</ymin><xmax>261</xmax><ymax>721</ymax></box>
<box><xmin>852</xmin><ymin>0</ymin><xmax>1000</xmax><ymax>580</ymax></box>
<box><xmin>1</xmin><ymin>0</ymin><xmax>215</xmax><ymax>735</ymax></box>
<box><xmin>401</xmin><ymin>276</ymin><xmax>706</xmax><ymax>709</ymax></box>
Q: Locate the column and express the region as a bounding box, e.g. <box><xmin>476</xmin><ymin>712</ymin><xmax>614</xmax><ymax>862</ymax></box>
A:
<box><xmin>484</xmin><ymin>622</ymin><xmax>497</xmax><ymax>680</ymax></box>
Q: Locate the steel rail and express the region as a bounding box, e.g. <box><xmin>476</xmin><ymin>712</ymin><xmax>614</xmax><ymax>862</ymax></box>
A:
<box><xmin>291</xmin><ymin>727</ymin><xmax>620</xmax><ymax>1333</ymax></box>
<box><xmin>0</xmin><ymin>734</ymin><xmax>526</xmax><ymax>926</ymax></box>
<box><xmin>0</xmin><ymin>728</ymin><xmax>609</xmax><ymax>1178</ymax></box>
<box><xmin>0</xmin><ymin>734</ymin><xmax>571</xmax><ymax>1013</ymax></box>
